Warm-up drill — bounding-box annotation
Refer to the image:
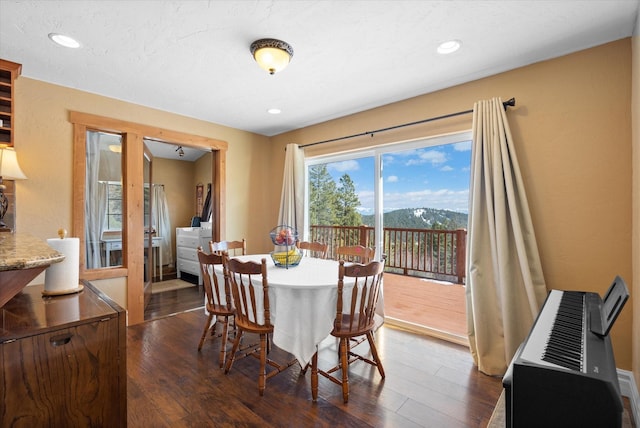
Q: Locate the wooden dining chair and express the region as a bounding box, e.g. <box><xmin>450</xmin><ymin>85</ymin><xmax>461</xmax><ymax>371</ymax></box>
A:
<box><xmin>197</xmin><ymin>247</ymin><xmax>235</xmax><ymax>368</ymax></box>
<box><xmin>310</xmin><ymin>259</ymin><xmax>386</xmax><ymax>403</ymax></box>
<box><xmin>335</xmin><ymin>245</ymin><xmax>375</xmax><ymax>264</ymax></box>
<box><xmin>210</xmin><ymin>239</ymin><xmax>246</xmax><ymax>256</ymax></box>
<box><xmin>223</xmin><ymin>255</ymin><xmax>297</xmax><ymax>396</ymax></box>
<box><xmin>296</xmin><ymin>241</ymin><xmax>328</xmax><ymax>259</ymax></box>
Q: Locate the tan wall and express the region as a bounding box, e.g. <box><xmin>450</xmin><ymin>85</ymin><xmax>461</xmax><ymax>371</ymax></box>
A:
<box><xmin>271</xmin><ymin>39</ymin><xmax>634</xmax><ymax>370</ymax></box>
<box><xmin>14</xmin><ymin>77</ymin><xmax>273</xmax><ymax>307</ymax></box>
<box><xmin>152</xmin><ymin>156</ymin><xmax>198</xmax><ymax>262</ymax></box>
<box><xmin>632</xmin><ymin>9</ymin><xmax>640</xmax><ymax>393</ymax></box>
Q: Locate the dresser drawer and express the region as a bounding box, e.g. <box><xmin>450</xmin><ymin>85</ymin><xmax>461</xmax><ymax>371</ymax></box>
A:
<box><xmin>176</xmin><ymin>227</ymin><xmax>198</xmax><ymax>238</ymax></box>
<box><xmin>105</xmin><ymin>241</ymin><xmax>122</xmax><ymax>251</ymax></box>
<box><xmin>177</xmin><ymin>258</ymin><xmax>200</xmax><ymax>276</ymax></box>
<box><xmin>177</xmin><ymin>246</ymin><xmax>198</xmax><ymax>262</ymax></box>
<box><xmin>176</xmin><ymin>227</ymin><xmax>210</xmax><ymax>238</ymax></box>
<box><xmin>176</xmin><ymin>235</ymin><xmax>200</xmax><ymax>248</ymax></box>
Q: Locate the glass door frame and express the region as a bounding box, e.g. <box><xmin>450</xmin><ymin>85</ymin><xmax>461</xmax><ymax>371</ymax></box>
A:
<box><xmin>303</xmin><ymin>131</ymin><xmax>472</xmax><ymax>261</ymax></box>
<box><xmin>70</xmin><ymin>111</ymin><xmax>228</xmax><ymax>325</ymax></box>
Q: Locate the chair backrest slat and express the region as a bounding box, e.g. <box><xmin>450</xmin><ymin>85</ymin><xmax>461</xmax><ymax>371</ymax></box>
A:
<box><xmin>297</xmin><ymin>241</ymin><xmax>328</xmax><ymax>259</ymax></box>
<box><xmin>197</xmin><ymin>247</ymin><xmax>230</xmax><ymax>310</ymax></box>
<box><xmin>225</xmin><ymin>256</ymin><xmax>271</xmax><ymax>328</ymax></box>
<box><xmin>336</xmin><ymin>260</ymin><xmax>384</xmax><ymax>334</ymax></box>
<box><xmin>211</xmin><ymin>239</ymin><xmax>246</xmax><ymax>256</ymax></box>
<box><xmin>335</xmin><ymin>245</ymin><xmax>375</xmax><ymax>264</ymax></box>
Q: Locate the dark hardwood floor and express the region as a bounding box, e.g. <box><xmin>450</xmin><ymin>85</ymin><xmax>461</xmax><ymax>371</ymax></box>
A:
<box><xmin>138</xmin><ymin>268</ymin><xmax>635</xmax><ymax>427</ymax></box>
<box><xmin>145</xmin><ymin>271</ymin><xmax>204</xmax><ymax>321</ymax></box>
<box><xmin>128</xmin><ymin>309</ymin><xmax>504</xmax><ymax>427</ymax></box>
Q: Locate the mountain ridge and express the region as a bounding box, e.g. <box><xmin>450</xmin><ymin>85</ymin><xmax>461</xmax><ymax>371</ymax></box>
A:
<box><xmin>361</xmin><ymin>207</ymin><xmax>468</xmax><ymax>230</ymax></box>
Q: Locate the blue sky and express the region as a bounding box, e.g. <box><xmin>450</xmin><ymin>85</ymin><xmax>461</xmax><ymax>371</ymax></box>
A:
<box><xmin>324</xmin><ymin>141</ymin><xmax>472</xmax><ymax>215</ymax></box>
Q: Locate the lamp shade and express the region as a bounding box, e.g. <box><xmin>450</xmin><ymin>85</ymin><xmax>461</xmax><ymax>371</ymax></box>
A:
<box><xmin>250</xmin><ymin>38</ymin><xmax>294</xmax><ymax>75</ymax></box>
<box><xmin>0</xmin><ymin>147</ymin><xmax>27</xmax><ymax>180</ymax></box>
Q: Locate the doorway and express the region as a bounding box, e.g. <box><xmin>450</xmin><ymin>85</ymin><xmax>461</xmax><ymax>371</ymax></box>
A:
<box><xmin>71</xmin><ymin>110</ymin><xmax>228</xmax><ymax>325</ymax></box>
<box><xmin>142</xmin><ymin>139</ymin><xmax>210</xmax><ymax>320</ymax></box>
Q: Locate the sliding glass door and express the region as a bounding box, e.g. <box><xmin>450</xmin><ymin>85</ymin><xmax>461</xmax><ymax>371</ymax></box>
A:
<box><xmin>305</xmin><ymin>131</ymin><xmax>472</xmax><ymax>337</ymax></box>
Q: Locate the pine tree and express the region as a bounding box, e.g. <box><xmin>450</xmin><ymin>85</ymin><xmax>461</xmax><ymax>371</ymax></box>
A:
<box><xmin>335</xmin><ymin>174</ymin><xmax>362</xmax><ymax>226</ymax></box>
<box><xmin>308</xmin><ymin>165</ymin><xmax>337</xmax><ymax>225</ymax></box>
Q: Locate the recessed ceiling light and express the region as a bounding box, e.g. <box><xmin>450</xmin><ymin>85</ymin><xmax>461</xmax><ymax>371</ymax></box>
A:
<box><xmin>267</xmin><ymin>108</ymin><xmax>282</xmax><ymax>115</ymax></box>
<box><xmin>437</xmin><ymin>39</ymin><xmax>461</xmax><ymax>55</ymax></box>
<box><xmin>48</xmin><ymin>33</ymin><xmax>81</xmax><ymax>48</ymax></box>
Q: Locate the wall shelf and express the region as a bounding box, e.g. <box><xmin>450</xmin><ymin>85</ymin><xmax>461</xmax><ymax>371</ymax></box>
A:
<box><xmin>0</xmin><ymin>59</ymin><xmax>22</xmax><ymax>147</ymax></box>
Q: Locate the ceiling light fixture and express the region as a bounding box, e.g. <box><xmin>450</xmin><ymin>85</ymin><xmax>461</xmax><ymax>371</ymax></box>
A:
<box><xmin>250</xmin><ymin>38</ymin><xmax>294</xmax><ymax>75</ymax></box>
<box><xmin>176</xmin><ymin>146</ymin><xmax>185</xmax><ymax>157</ymax></box>
<box><xmin>437</xmin><ymin>39</ymin><xmax>461</xmax><ymax>55</ymax></box>
<box><xmin>48</xmin><ymin>33</ymin><xmax>81</xmax><ymax>49</ymax></box>
<box><xmin>267</xmin><ymin>108</ymin><xmax>282</xmax><ymax>115</ymax></box>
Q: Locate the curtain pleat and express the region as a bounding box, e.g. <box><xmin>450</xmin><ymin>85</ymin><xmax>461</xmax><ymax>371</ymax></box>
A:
<box><xmin>466</xmin><ymin>97</ymin><xmax>548</xmax><ymax>376</ymax></box>
<box><xmin>152</xmin><ymin>184</ymin><xmax>173</xmax><ymax>266</ymax></box>
<box><xmin>278</xmin><ymin>143</ymin><xmax>305</xmax><ymax>234</ymax></box>
<box><xmin>85</xmin><ymin>132</ymin><xmax>106</xmax><ymax>269</ymax></box>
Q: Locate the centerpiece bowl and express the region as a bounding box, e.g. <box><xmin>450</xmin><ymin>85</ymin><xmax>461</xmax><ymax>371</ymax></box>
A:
<box><xmin>269</xmin><ymin>225</ymin><xmax>302</xmax><ymax>268</ymax></box>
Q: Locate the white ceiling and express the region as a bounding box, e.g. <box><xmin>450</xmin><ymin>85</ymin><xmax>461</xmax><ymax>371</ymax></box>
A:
<box><xmin>1</xmin><ymin>0</ymin><xmax>638</xmax><ymax>140</ymax></box>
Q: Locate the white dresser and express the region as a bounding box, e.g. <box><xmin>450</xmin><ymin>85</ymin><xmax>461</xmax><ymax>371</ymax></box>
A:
<box><xmin>176</xmin><ymin>225</ymin><xmax>212</xmax><ymax>285</ymax></box>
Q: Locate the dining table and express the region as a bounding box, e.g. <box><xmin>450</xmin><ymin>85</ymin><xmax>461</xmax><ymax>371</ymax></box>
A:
<box><xmin>213</xmin><ymin>254</ymin><xmax>369</xmax><ymax>367</ymax></box>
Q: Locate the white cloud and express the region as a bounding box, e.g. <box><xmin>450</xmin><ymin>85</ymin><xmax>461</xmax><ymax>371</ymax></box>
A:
<box><xmin>406</xmin><ymin>149</ymin><xmax>447</xmax><ymax>166</ymax></box>
<box><xmin>387</xmin><ymin>175</ymin><xmax>398</xmax><ymax>182</ymax></box>
<box><xmin>453</xmin><ymin>141</ymin><xmax>472</xmax><ymax>151</ymax></box>
<box><xmin>329</xmin><ymin>160</ymin><xmax>359</xmax><ymax>172</ymax></box>
<box><xmin>440</xmin><ymin>165</ymin><xmax>453</xmax><ymax>172</ymax></box>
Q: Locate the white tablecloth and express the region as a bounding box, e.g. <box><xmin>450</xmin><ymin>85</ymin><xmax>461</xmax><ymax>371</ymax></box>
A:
<box><xmin>214</xmin><ymin>254</ymin><xmax>354</xmax><ymax>366</ymax></box>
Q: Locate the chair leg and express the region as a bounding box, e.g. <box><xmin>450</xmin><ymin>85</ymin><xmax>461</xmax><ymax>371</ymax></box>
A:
<box><xmin>259</xmin><ymin>333</ymin><xmax>267</xmax><ymax>396</ymax></box>
<box><xmin>224</xmin><ymin>329</ymin><xmax>244</xmax><ymax>374</ymax></box>
<box><xmin>198</xmin><ymin>313</ymin><xmax>214</xmax><ymax>351</ymax></box>
<box><xmin>366</xmin><ymin>331</ymin><xmax>385</xmax><ymax>378</ymax></box>
<box><xmin>218</xmin><ymin>316</ymin><xmax>229</xmax><ymax>368</ymax></box>
<box><xmin>311</xmin><ymin>351</ymin><xmax>319</xmax><ymax>401</ymax></box>
<box><xmin>339</xmin><ymin>338</ymin><xmax>350</xmax><ymax>404</ymax></box>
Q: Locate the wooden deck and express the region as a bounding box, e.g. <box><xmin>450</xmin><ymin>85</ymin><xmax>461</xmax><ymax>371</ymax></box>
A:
<box><xmin>148</xmin><ymin>268</ymin><xmax>469</xmax><ymax>346</ymax></box>
<box><xmin>383</xmin><ymin>272</ymin><xmax>468</xmax><ymax>346</ymax></box>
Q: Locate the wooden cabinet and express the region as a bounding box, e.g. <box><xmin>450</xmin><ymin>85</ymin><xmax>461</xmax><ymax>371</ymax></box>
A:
<box><xmin>0</xmin><ymin>59</ymin><xmax>21</xmax><ymax>146</ymax></box>
<box><xmin>0</xmin><ymin>281</ymin><xmax>126</xmax><ymax>427</ymax></box>
<box><xmin>176</xmin><ymin>226</ymin><xmax>212</xmax><ymax>285</ymax></box>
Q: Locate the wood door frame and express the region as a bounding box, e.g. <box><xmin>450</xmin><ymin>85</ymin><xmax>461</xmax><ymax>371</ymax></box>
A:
<box><xmin>70</xmin><ymin>111</ymin><xmax>227</xmax><ymax>325</ymax></box>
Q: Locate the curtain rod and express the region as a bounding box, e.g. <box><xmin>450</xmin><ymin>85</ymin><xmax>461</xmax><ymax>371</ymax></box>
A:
<box><xmin>299</xmin><ymin>97</ymin><xmax>515</xmax><ymax>149</ymax></box>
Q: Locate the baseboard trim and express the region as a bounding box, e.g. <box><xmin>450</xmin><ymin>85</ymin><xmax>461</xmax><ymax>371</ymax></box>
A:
<box><xmin>618</xmin><ymin>369</ymin><xmax>640</xmax><ymax>424</ymax></box>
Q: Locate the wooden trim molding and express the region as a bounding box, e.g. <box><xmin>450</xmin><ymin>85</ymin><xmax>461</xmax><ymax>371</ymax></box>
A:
<box><xmin>70</xmin><ymin>111</ymin><xmax>227</xmax><ymax>325</ymax></box>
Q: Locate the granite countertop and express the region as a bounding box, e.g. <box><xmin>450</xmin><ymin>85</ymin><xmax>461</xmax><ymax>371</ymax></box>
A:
<box><xmin>0</xmin><ymin>233</ymin><xmax>65</xmax><ymax>272</ymax></box>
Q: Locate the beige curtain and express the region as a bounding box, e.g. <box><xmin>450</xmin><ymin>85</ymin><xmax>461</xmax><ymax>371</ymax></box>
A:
<box><xmin>466</xmin><ymin>97</ymin><xmax>548</xmax><ymax>376</ymax></box>
<box><xmin>278</xmin><ymin>143</ymin><xmax>305</xmax><ymax>234</ymax></box>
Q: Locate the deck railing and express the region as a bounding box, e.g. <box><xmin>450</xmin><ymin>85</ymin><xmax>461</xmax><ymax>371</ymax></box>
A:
<box><xmin>309</xmin><ymin>225</ymin><xmax>466</xmax><ymax>284</ymax></box>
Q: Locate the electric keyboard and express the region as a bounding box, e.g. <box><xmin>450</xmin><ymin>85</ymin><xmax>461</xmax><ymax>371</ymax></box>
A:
<box><xmin>502</xmin><ymin>276</ymin><xmax>629</xmax><ymax>428</ymax></box>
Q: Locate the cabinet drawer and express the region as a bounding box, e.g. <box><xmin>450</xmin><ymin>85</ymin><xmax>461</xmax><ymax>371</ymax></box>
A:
<box><xmin>177</xmin><ymin>258</ymin><xmax>200</xmax><ymax>276</ymax></box>
<box><xmin>176</xmin><ymin>235</ymin><xmax>200</xmax><ymax>248</ymax></box>
<box><xmin>2</xmin><ymin>318</ymin><xmax>121</xmax><ymax>426</ymax></box>
<box><xmin>177</xmin><ymin>246</ymin><xmax>198</xmax><ymax>262</ymax></box>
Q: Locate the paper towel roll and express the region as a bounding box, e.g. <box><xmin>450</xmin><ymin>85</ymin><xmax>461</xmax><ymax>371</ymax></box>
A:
<box><xmin>45</xmin><ymin>237</ymin><xmax>80</xmax><ymax>292</ymax></box>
